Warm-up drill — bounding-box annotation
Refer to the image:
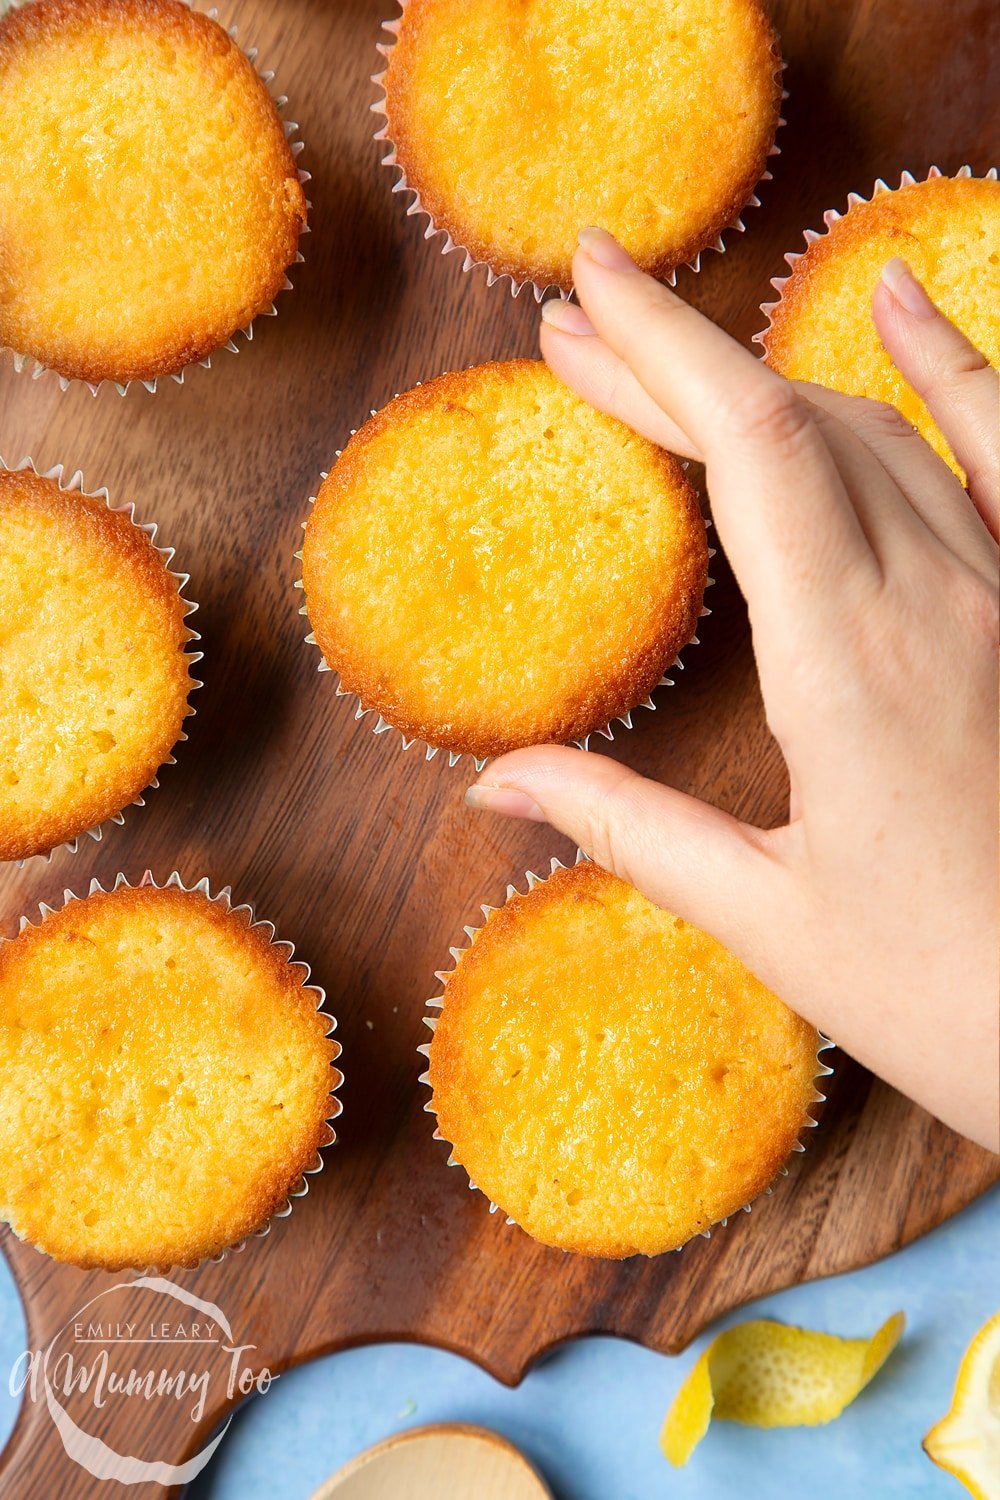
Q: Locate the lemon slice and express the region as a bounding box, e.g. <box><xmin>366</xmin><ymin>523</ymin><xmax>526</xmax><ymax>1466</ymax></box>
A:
<box><xmin>924</xmin><ymin>1310</ymin><xmax>1000</xmax><ymax>1499</ymax></box>
<box><xmin>661</xmin><ymin>1311</ymin><xmax>905</xmax><ymax>1466</ymax></box>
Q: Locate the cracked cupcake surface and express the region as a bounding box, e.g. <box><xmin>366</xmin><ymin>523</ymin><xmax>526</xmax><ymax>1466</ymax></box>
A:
<box><xmin>428</xmin><ymin>862</ymin><xmax>822</xmax><ymax>1258</ymax></box>
<box><xmin>0</xmin><ymin>884</ymin><xmax>338</xmax><ymax>1270</ymax></box>
<box><xmin>763</xmin><ymin>174</ymin><xmax>1000</xmax><ymax>478</ymax></box>
<box><xmin>0</xmin><ymin>0</ymin><xmax>307</xmax><ymax>384</ymax></box>
<box><xmin>381</xmin><ymin>0</ymin><xmax>782</xmax><ymax>290</ymax></box>
<box><xmin>0</xmin><ymin>468</ymin><xmax>196</xmax><ymax>863</ymax></box>
<box><xmin>302</xmin><ymin>360</ymin><xmax>707</xmax><ymax>759</ymax></box>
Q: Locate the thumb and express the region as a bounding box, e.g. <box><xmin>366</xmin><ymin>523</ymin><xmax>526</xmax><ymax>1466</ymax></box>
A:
<box><xmin>465</xmin><ymin>745</ymin><xmax>782</xmax><ymax>959</ymax></box>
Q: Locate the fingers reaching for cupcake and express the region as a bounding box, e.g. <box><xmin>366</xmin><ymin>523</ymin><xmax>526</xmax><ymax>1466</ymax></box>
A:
<box><xmin>470</xmin><ymin>222</ymin><xmax>999</xmax><ymax>1153</ymax></box>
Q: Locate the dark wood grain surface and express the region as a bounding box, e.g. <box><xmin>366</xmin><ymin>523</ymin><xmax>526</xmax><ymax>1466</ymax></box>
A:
<box><xmin>1</xmin><ymin>0</ymin><xmax>997</xmax><ymax>1493</ymax></box>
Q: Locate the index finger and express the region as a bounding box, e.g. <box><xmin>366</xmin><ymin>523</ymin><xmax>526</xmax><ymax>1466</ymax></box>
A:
<box><xmin>572</xmin><ymin>229</ymin><xmax>876</xmax><ymax>605</ymax></box>
<box><xmin>873</xmin><ymin>259</ymin><xmax>1000</xmax><ymax>539</ymax></box>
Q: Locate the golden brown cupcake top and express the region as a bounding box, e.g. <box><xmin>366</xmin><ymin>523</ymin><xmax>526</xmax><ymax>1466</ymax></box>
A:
<box><xmin>301</xmin><ymin>360</ymin><xmax>708</xmax><ymax>759</ymax></box>
<box><xmin>0</xmin><ymin>882</ymin><xmax>340</xmax><ymax>1270</ymax></box>
<box><xmin>381</xmin><ymin>0</ymin><xmax>781</xmax><ymax>290</ymax></box>
<box><xmin>763</xmin><ymin>174</ymin><xmax>1000</xmax><ymax>477</ymax></box>
<box><xmin>0</xmin><ymin>467</ymin><xmax>197</xmax><ymax>862</ymax></box>
<box><xmin>428</xmin><ymin>862</ymin><xmax>823</xmax><ymax>1257</ymax></box>
<box><xmin>0</xmin><ymin>0</ymin><xmax>307</xmax><ymax>384</ymax></box>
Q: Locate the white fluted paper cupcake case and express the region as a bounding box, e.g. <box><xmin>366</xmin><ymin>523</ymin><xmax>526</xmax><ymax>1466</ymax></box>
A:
<box><xmin>418</xmin><ymin>852</ymin><xmax>835</xmax><ymax>1249</ymax></box>
<box><xmin>294</xmin><ymin>416</ymin><xmax>714</xmax><ymax>770</ymax></box>
<box><xmin>0</xmin><ymin>0</ymin><xmax>310</xmax><ymax>396</ymax></box>
<box><xmin>753</xmin><ymin>163</ymin><xmax>998</xmax><ymax>352</ymax></box>
<box><xmin>4</xmin><ymin>870</ymin><xmax>343</xmax><ymax>1273</ymax></box>
<box><xmin>371</xmin><ymin>8</ymin><xmax>787</xmax><ymax>300</ymax></box>
<box><xmin>0</xmin><ymin>454</ymin><xmax>203</xmax><ymax>867</ymax></box>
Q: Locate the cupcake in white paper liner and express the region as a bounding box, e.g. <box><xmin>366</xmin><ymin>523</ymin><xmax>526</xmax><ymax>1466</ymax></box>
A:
<box><xmin>419</xmin><ymin>853</ymin><xmax>834</xmax><ymax>1258</ymax></box>
<box><xmin>0</xmin><ymin>870</ymin><xmax>343</xmax><ymax>1273</ymax></box>
<box><xmin>755</xmin><ymin>165</ymin><xmax>999</xmax><ymax>475</ymax></box>
<box><xmin>0</xmin><ymin>455</ymin><xmax>202</xmax><ymax>866</ymax></box>
<box><xmin>371</xmin><ymin>1</ymin><xmax>787</xmax><ymax>299</ymax></box>
<box><xmin>294</xmin><ymin>361</ymin><xmax>713</xmax><ymax>771</ymax></box>
<box><xmin>0</xmin><ymin>0</ymin><xmax>310</xmax><ymax>395</ymax></box>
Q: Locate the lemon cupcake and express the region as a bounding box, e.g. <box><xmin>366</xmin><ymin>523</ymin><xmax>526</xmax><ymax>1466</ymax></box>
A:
<box><xmin>761</xmin><ymin>169</ymin><xmax>1000</xmax><ymax>477</ymax></box>
<box><xmin>375</xmin><ymin>0</ymin><xmax>783</xmax><ymax>293</ymax></box>
<box><xmin>424</xmin><ymin>860</ymin><xmax>828</xmax><ymax>1258</ymax></box>
<box><xmin>300</xmin><ymin>360</ymin><xmax>708</xmax><ymax>762</ymax></box>
<box><xmin>0</xmin><ymin>0</ymin><xmax>307</xmax><ymax>389</ymax></box>
<box><xmin>0</xmin><ymin>462</ymin><xmax>199</xmax><ymax>864</ymax></box>
<box><xmin>0</xmin><ymin>876</ymin><xmax>341</xmax><ymax>1271</ymax></box>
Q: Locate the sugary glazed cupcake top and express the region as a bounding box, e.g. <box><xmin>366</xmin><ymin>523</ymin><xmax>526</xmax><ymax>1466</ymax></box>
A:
<box><xmin>0</xmin><ymin>0</ymin><xmax>307</xmax><ymax>385</ymax></box>
<box><xmin>0</xmin><ymin>468</ymin><xmax>196</xmax><ymax>863</ymax></box>
<box><xmin>302</xmin><ymin>360</ymin><xmax>708</xmax><ymax>760</ymax></box>
<box><xmin>0</xmin><ymin>882</ymin><xmax>340</xmax><ymax>1270</ymax></box>
<box><xmin>763</xmin><ymin>174</ymin><xmax>1000</xmax><ymax>477</ymax></box>
<box><xmin>427</xmin><ymin>861</ymin><xmax>823</xmax><ymax>1258</ymax></box>
<box><xmin>380</xmin><ymin>0</ymin><xmax>782</xmax><ymax>290</ymax></box>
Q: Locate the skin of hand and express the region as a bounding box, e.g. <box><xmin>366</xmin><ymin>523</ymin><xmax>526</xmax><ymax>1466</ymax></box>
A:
<box><xmin>465</xmin><ymin>228</ymin><xmax>1000</xmax><ymax>1153</ymax></box>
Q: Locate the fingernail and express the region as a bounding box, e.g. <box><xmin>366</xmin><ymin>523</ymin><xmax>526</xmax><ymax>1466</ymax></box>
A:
<box><xmin>578</xmin><ymin>226</ymin><xmax>638</xmax><ymax>274</ymax></box>
<box><xmin>881</xmin><ymin>256</ymin><xmax>936</xmax><ymax>320</ymax></box>
<box><xmin>465</xmin><ymin>785</ymin><xmax>546</xmax><ymax>821</ymax></box>
<box><xmin>540</xmin><ymin>299</ymin><xmax>596</xmax><ymax>335</ymax></box>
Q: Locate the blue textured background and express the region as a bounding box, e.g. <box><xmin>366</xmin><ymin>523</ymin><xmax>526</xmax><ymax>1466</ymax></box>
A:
<box><xmin>2</xmin><ymin>1186</ymin><xmax>995</xmax><ymax>1497</ymax></box>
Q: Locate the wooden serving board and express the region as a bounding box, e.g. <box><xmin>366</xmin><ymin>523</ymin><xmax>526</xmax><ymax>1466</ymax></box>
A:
<box><xmin>0</xmin><ymin>0</ymin><xmax>997</xmax><ymax>1493</ymax></box>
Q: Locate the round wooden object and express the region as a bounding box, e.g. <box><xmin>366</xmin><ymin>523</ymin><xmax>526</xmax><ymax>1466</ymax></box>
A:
<box><xmin>310</xmin><ymin>1424</ymin><xmax>551</xmax><ymax>1500</ymax></box>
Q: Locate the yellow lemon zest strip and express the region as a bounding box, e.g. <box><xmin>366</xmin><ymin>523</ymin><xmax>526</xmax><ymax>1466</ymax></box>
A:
<box><xmin>661</xmin><ymin>1310</ymin><xmax>905</xmax><ymax>1467</ymax></box>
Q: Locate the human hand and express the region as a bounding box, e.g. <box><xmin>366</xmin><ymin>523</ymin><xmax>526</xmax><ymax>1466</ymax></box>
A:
<box><xmin>465</xmin><ymin>228</ymin><xmax>999</xmax><ymax>1152</ymax></box>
